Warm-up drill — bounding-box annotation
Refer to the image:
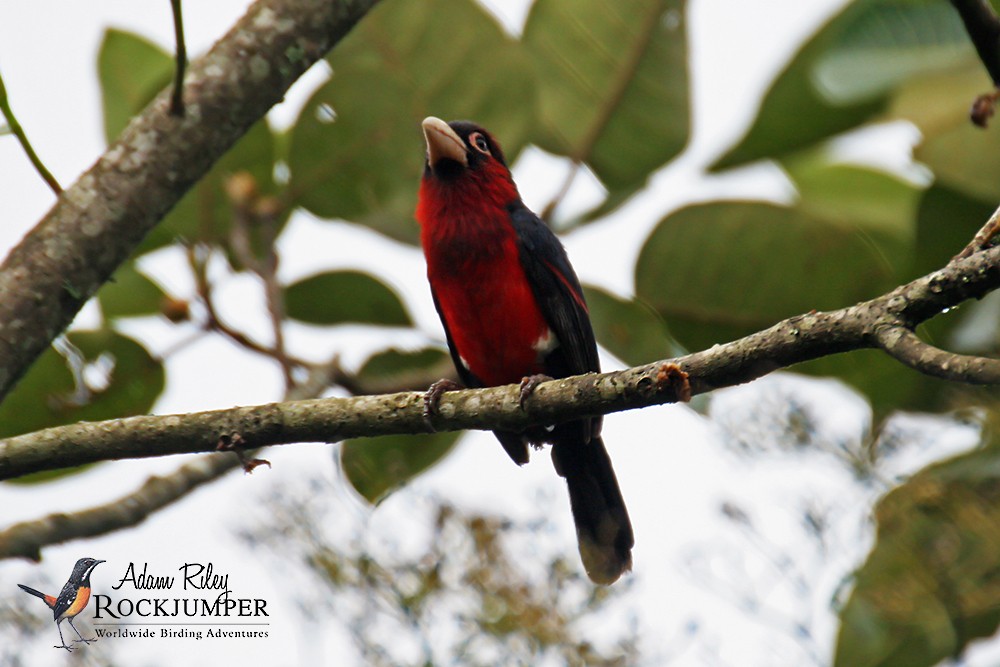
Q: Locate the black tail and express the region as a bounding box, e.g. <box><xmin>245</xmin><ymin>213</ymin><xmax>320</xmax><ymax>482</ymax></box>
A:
<box><xmin>17</xmin><ymin>583</ymin><xmax>46</xmax><ymax>600</ymax></box>
<box><xmin>551</xmin><ymin>435</ymin><xmax>633</xmax><ymax>584</ymax></box>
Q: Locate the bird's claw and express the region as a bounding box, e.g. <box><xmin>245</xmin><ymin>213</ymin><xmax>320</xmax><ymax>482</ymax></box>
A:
<box><xmin>55</xmin><ymin>645</ymin><xmax>73</xmax><ymax>652</ymax></box>
<box><xmin>518</xmin><ymin>374</ymin><xmax>553</xmax><ymax>409</ymax></box>
<box><xmin>423</xmin><ymin>378</ymin><xmax>463</xmax><ymax>430</ymax></box>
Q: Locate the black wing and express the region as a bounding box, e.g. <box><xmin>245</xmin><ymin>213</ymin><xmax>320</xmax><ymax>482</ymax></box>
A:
<box><xmin>508</xmin><ymin>202</ymin><xmax>600</xmax><ymax>378</ymax></box>
<box><xmin>51</xmin><ymin>578</ymin><xmax>78</xmax><ymax>620</ymax></box>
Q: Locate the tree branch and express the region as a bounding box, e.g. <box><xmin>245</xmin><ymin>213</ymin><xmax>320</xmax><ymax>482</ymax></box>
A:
<box><xmin>0</xmin><ymin>455</ymin><xmax>240</xmax><ymax>561</ymax></box>
<box><xmin>951</xmin><ymin>0</ymin><xmax>1000</xmax><ymax>86</ymax></box>
<box><xmin>949</xmin><ymin>0</ymin><xmax>1000</xmax><ymax>125</ymax></box>
<box><xmin>875</xmin><ymin>326</ymin><xmax>1000</xmax><ymax>384</ymax></box>
<box><xmin>0</xmin><ymin>0</ymin><xmax>379</xmax><ymax>405</ymax></box>
<box><xmin>3</xmin><ymin>242</ymin><xmax>1000</xmax><ymax>481</ymax></box>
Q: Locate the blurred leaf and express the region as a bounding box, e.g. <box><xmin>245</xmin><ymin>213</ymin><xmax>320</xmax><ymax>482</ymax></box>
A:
<box><xmin>914</xmin><ymin>184</ymin><xmax>994</xmax><ymax>277</ymax></box>
<box><xmin>895</xmin><ymin>63</ymin><xmax>1000</xmax><ymax>203</ymax></box>
<box><xmin>522</xmin><ymin>0</ymin><xmax>689</xmax><ymax>193</ymax></box>
<box><xmin>714</xmin><ymin>0</ymin><xmax>972</xmax><ymax>170</ymax></box>
<box><xmin>910</xmin><ymin>185</ymin><xmax>998</xmax><ymax>356</ymax></box>
<box><xmin>98</xmin><ymin>29</ymin><xmax>281</xmax><ymax>256</ymax></box>
<box><xmin>98</xmin><ymin>29</ymin><xmax>173</xmax><ymax>143</ymax></box>
<box><xmin>356</xmin><ymin>347</ymin><xmax>452</xmax><ymax>392</ymax></box>
<box><xmin>782</xmin><ymin>156</ymin><xmax>920</xmax><ymax>238</ymax></box>
<box><xmin>285</xmin><ymin>270</ymin><xmax>411</xmax><ymax>327</ymax></box>
<box><xmin>635</xmin><ymin>201</ymin><xmax>904</xmax><ymax>348</ymax></box>
<box><xmin>2</xmin><ymin>330</ymin><xmax>165</xmax><ymax>483</ymax></box>
<box><xmin>835</xmin><ymin>433</ymin><xmax>1000</xmax><ymax>667</ymax></box>
<box><xmin>287</xmin><ymin>0</ymin><xmax>534</xmax><ymax>244</ymax></box>
<box><xmin>340</xmin><ymin>432</ymin><xmax>460</xmax><ymax>504</ymax></box>
<box><xmin>583</xmin><ymin>285</ymin><xmax>680</xmax><ymax>365</ymax></box>
<box><xmin>97</xmin><ymin>263</ymin><xmax>168</xmax><ymax>320</ymax></box>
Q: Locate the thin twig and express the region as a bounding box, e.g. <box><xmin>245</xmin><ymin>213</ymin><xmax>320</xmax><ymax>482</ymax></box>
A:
<box><xmin>0</xmin><ymin>68</ymin><xmax>61</xmax><ymax>194</ymax></box>
<box><xmin>228</xmin><ymin>189</ymin><xmax>295</xmax><ymax>391</ymax></box>
<box><xmin>950</xmin><ymin>0</ymin><xmax>1000</xmax><ymax>86</ymax></box>
<box><xmin>875</xmin><ymin>325</ymin><xmax>1000</xmax><ymax>384</ymax></box>
<box><xmin>949</xmin><ymin>0</ymin><xmax>1000</xmax><ymax>126</ymax></box>
<box><xmin>0</xmin><ymin>455</ymin><xmax>240</xmax><ymax>561</ymax></box>
<box><xmin>186</xmin><ymin>242</ymin><xmax>310</xmax><ymax>369</ymax></box>
<box><xmin>169</xmin><ymin>0</ymin><xmax>188</xmax><ymax>117</ymax></box>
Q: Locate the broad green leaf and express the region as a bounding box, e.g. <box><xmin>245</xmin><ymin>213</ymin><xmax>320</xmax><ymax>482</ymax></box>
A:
<box><xmin>522</xmin><ymin>0</ymin><xmax>689</xmax><ymax>193</ymax></box>
<box><xmin>635</xmin><ymin>201</ymin><xmax>904</xmax><ymax>349</ymax></box>
<box><xmin>98</xmin><ymin>29</ymin><xmax>173</xmax><ymax>143</ymax></box>
<box><xmin>356</xmin><ymin>347</ymin><xmax>453</xmax><ymax>392</ymax></box>
<box><xmin>914</xmin><ymin>185</ymin><xmax>995</xmax><ymax>278</ymax></box>
<box><xmin>98</xmin><ymin>29</ymin><xmax>281</xmax><ymax>255</ymax></box>
<box><xmin>811</xmin><ymin>1</ymin><xmax>971</xmax><ymax>106</ymax></box>
<box><xmin>782</xmin><ymin>156</ymin><xmax>919</xmax><ymax>238</ymax></box>
<box><xmin>287</xmin><ymin>0</ymin><xmax>535</xmax><ymax>245</ymax></box>
<box><xmin>583</xmin><ymin>285</ymin><xmax>680</xmax><ymax>365</ymax></box>
<box><xmin>341</xmin><ymin>432</ymin><xmax>460</xmax><ymax>504</ymax></box>
<box><xmin>895</xmin><ymin>63</ymin><xmax>1000</xmax><ymax>203</ymax></box>
<box><xmin>714</xmin><ymin>0</ymin><xmax>972</xmax><ymax>170</ymax></box>
<box><xmin>2</xmin><ymin>331</ymin><xmax>165</xmax><ymax>483</ymax></box>
<box><xmin>835</xmin><ymin>433</ymin><xmax>1000</xmax><ymax>667</ymax></box>
<box><xmin>284</xmin><ymin>270</ymin><xmax>411</xmax><ymax>327</ymax></box>
<box><xmin>97</xmin><ymin>263</ymin><xmax>168</xmax><ymax>320</ymax></box>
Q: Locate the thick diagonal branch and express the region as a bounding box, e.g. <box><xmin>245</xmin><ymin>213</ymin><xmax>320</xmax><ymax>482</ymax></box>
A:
<box><xmin>3</xmin><ymin>243</ymin><xmax>999</xmax><ymax>482</ymax></box>
<box><xmin>0</xmin><ymin>0</ymin><xmax>378</xmax><ymax>405</ymax></box>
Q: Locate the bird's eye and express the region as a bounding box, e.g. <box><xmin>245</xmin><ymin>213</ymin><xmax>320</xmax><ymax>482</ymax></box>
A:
<box><xmin>469</xmin><ymin>132</ymin><xmax>490</xmax><ymax>155</ymax></box>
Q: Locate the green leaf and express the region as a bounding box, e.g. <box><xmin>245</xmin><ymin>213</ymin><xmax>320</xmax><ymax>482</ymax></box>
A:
<box><xmin>98</xmin><ymin>29</ymin><xmax>173</xmax><ymax>143</ymax></box>
<box><xmin>356</xmin><ymin>347</ymin><xmax>452</xmax><ymax>392</ymax></box>
<box><xmin>97</xmin><ymin>263</ymin><xmax>168</xmax><ymax>320</ymax></box>
<box><xmin>835</xmin><ymin>433</ymin><xmax>1000</xmax><ymax>667</ymax></box>
<box><xmin>914</xmin><ymin>185</ymin><xmax>995</xmax><ymax>278</ymax></box>
<box><xmin>287</xmin><ymin>0</ymin><xmax>534</xmax><ymax>245</ymax></box>
<box><xmin>340</xmin><ymin>432</ymin><xmax>460</xmax><ymax>504</ymax></box>
<box><xmin>583</xmin><ymin>285</ymin><xmax>680</xmax><ymax>365</ymax></box>
<box><xmin>782</xmin><ymin>156</ymin><xmax>920</xmax><ymax>238</ymax></box>
<box><xmin>522</xmin><ymin>0</ymin><xmax>689</xmax><ymax>192</ymax></box>
<box><xmin>284</xmin><ymin>270</ymin><xmax>411</xmax><ymax>327</ymax></box>
<box><xmin>714</xmin><ymin>0</ymin><xmax>972</xmax><ymax>170</ymax></box>
<box><xmin>898</xmin><ymin>63</ymin><xmax>1000</xmax><ymax>203</ymax></box>
<box><xmin>2</xmin><ymin>330</ymin><xmax>165</xmax><ymax>483</ymax></box>
<box><xmin>635</xmin><ymin>201</ymin><xmax>904</xmax><ymax>349</ymax></box>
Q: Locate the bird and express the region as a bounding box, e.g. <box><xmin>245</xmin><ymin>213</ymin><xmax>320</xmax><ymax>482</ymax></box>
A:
<box><xmin>18</xmin><ymin>557</ymin><xmax>105</xmax><ymax>651</ymax></box>
<box><xmin>416</xmin><ymin>116</ymin><xmax>633</xmax><ymax>584</ymax></box>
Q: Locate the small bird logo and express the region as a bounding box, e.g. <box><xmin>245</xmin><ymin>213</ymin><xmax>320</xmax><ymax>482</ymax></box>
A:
<box><xmin>18</xmin><ymin>557</ymin><xmax>105</xmax><ymax>651</ymax></box>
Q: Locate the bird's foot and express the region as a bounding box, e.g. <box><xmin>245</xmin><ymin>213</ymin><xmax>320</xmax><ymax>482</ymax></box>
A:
<box><xmin>73</xmin><ymin>637</ymin><xmax>97</xmax><ymax>645</ymax></box>
<box><xmin>422</xmin><ymin>378</ymin><xmax>464</xmax><ymax>430</ymax></box>
<box><xmin>55</xmin><ymin>644</ymin><xmax>73</xmax><ymax>652</ymax></box>
<box><xmin>518</xmin><ymin>374</ymin><xmax>553</xmax><ymax>409</ymax></box>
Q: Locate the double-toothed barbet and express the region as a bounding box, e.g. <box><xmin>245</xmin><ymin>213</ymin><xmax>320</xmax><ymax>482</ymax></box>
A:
<box><xmin>417</xmin><ymin>117</ymin><xmax>633</xmax><ymax>584</ymax></box>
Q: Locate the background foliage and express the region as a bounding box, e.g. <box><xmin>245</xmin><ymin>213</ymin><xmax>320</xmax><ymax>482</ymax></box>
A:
<box><xmin>6</xmin><ymin>0</ymin><xmax>1000</xmax><ymax>664</ymax></box>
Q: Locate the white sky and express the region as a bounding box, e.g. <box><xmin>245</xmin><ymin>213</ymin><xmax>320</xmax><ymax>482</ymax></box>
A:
<box><xmin>0</xmin><ymin>1</ymin><xmax>994</xmax><ymax>665</ymax></box>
